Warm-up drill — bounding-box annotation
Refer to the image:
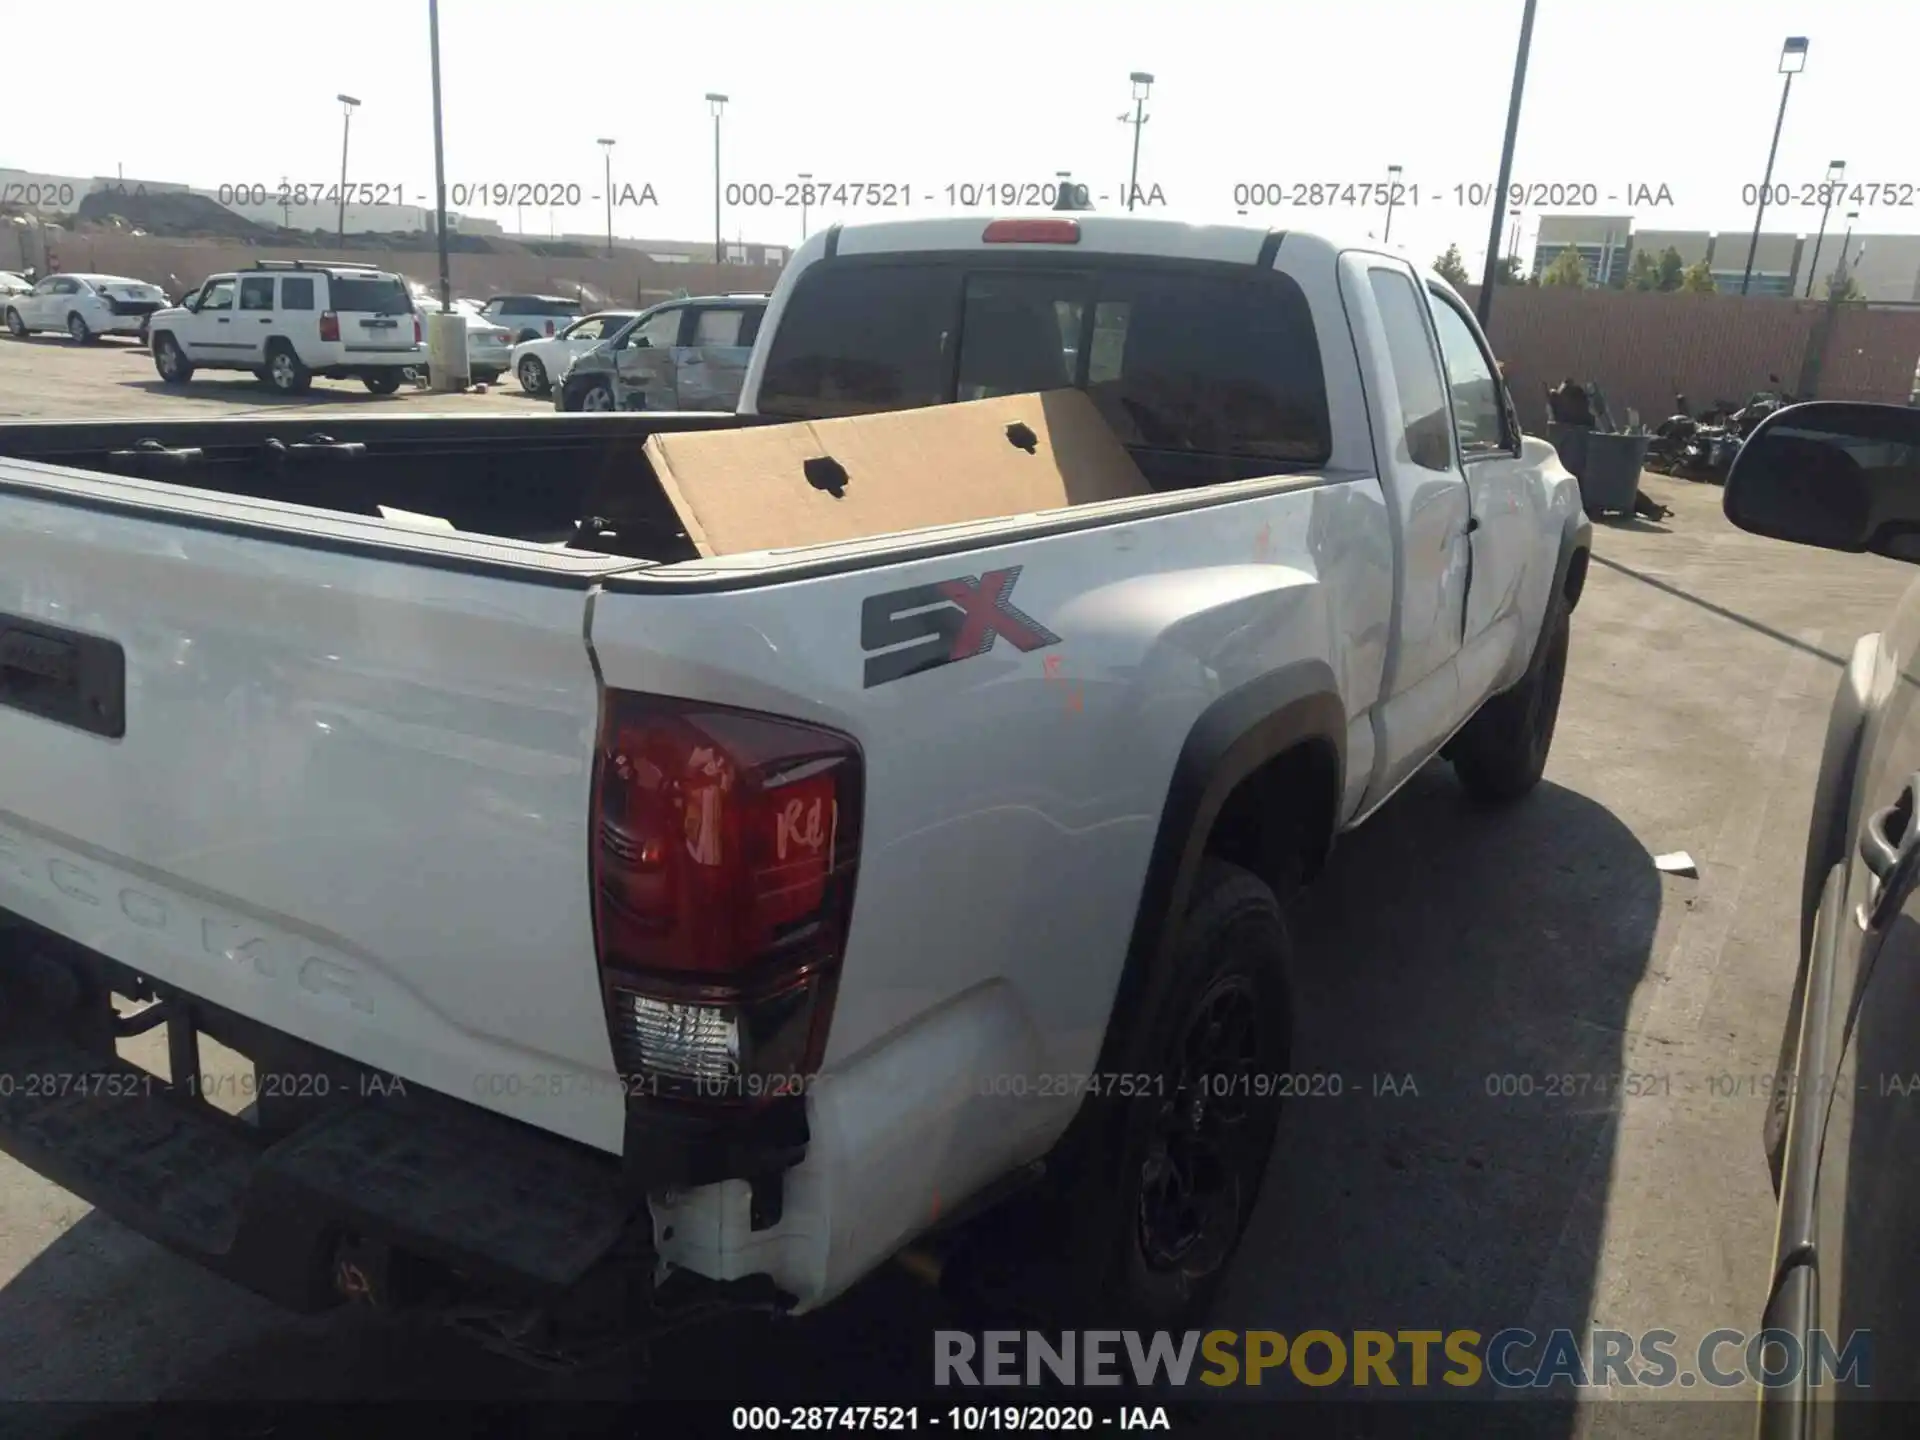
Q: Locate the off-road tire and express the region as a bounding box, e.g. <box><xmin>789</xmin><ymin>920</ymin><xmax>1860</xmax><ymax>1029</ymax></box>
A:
<box><xmin>1041</xmin><ymin>860</ymin><xmax>1294</xmax><ymax>1329</ymax></box>
<box><xmin>1450</xmin><ymin>599</ymin><xmax>1571</xmax><ymax>803</ymax></box>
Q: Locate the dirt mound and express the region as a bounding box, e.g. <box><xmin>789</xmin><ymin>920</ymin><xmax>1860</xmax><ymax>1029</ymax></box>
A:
<box><xmin>77</xmin><ymin>187</ymin><xmax>277</xmax><ymax>241</ymax></box>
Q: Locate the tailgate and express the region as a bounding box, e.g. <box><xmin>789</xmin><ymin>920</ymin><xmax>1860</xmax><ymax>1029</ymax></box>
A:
<box><xmin>0</xmin><ymin>477</ymin><xmax>627</xmax><ymax>1152</ymax></box>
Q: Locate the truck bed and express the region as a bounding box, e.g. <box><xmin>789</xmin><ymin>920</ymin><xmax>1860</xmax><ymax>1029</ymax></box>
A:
<box><xmin>0</xmin><ymin>412</ymin><xmax>764</xmax><ymax>563</ymax></box>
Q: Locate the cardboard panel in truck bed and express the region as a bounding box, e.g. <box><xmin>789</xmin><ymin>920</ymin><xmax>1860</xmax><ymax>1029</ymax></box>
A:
<box><xmin>639</xmin><ymin>389</ymin><xmax>1151</xmax><ymax>557</ymax></box>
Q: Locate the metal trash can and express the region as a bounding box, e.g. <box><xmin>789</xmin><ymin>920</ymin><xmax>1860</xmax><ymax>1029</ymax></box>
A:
<box><xmin>1546</xmin><ymin>422</ymin><xmax>1590</xmax><ymax>482</ymax></box>
<box><xmin>1582</xmin><ymin>432</ymin><xmax>1652</xmax><ymax>516</ymax></box>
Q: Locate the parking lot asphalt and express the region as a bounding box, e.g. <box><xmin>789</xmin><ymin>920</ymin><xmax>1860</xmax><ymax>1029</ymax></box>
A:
<box><xmin>0</xmin><ymin>331</ymin><xmax>547</xmax><ymax>419</ymax></box>
<box><xmin>0</xmin><ymin>345</ymin><xmax>1910</xmax><ymax>1436</ymax></box>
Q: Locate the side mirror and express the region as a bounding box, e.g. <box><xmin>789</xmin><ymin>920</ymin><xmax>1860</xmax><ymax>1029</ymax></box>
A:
<box><xmin>183</xmin><ymin>295</ymin><xmax>200</xmax><ymax>312</ymax></box>
<box><xmin>1724</xmin><ymin>401</ymin><xmax>1920</xmax><ymax>562</ymax></box>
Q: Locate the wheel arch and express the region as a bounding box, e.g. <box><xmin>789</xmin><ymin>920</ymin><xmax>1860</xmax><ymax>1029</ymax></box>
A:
<box><xmin>1093</xmin><ymin>661</ymin><xmax>1346</xmax><ymax>1076</ymax></box>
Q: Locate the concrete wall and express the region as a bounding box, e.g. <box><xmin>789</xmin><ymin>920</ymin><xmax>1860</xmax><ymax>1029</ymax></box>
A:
<box><xmin>1461</xmin><ymin>284</ymin><xmax>1920</xmax><ymax>430</ymax></box>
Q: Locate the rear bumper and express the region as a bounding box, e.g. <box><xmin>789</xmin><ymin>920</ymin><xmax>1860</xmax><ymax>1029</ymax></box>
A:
<box><xmin>0</xmin><ymin>922</ymin><xmax>639</xmax><ymax>1316</ymax></box>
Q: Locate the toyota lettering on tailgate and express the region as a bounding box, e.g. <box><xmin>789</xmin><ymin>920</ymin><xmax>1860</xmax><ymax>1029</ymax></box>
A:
<box><xmin>860</xmin><ymin>566</ymin><xmax>1061</xmax><ymax>689</ymax></box>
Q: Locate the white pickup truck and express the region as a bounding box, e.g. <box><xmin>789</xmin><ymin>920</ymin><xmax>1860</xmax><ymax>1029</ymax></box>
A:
<box><xmin>0</xmin><ymin>215</ymin><xmax>1588</xmax><ymax>1365</ymax></box>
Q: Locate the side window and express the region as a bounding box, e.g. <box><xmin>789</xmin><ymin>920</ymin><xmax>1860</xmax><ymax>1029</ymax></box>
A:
<box><xmin>280</xmin><ymin>276</ymin><xmax>315</xmax><ymax>310</ymax></box>
<box><xmin>1367</xmin><ymin>268</ymin><xmax>1453</xmax><ymax>472</ymax></box>
<box><xmin>739</xmin><ymin>308</ymin><xmax>763</xmax><ymax>347</ymax></box>
<box><xmin>690</xmin><ymin>308</ymin><xmax>744</xmax><ymax>347</ymax></box>
<box><xmin>239</xmin><ymin>276</ymin><xmax>275</xmax><ymax>311</ymax></box>
<box><xmin>31</xmin><ymin>278</ymin><xmax>59</xmax><ymax>295</ymax></box>
<box><xmin>568</xmin><ymin>317</ymin><xmax>605</xmax><ymax>342</ymax></box>
<box><xmin>1426</xmin><ymin>292</ymin><xmax>1510</xmax><ymax>455</ymax></box>
<box><xmin>199</xmin><ymin>279</ymin><xmax>236</xmax><ymax>312</ymax></box>
<box><xmin>632</xmin><ymin>308</ymin><xmax>684</xmax><ymax>349</ymax></box>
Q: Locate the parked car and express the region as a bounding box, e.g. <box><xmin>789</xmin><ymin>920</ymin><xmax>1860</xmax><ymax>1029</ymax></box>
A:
<box><xmin>4</xmin><ymin>273</ymin><xmax>169</xmax><ymax>343</ymax></box>
<box><xmin>0</xmin><ymin>272</ymin><xmax>31</xmax><ymax>301</ymax></box>
<box><xmin>147</xmin><ymin>262</ymin><xmax>427</xmax><ymax>395</ymax></box>
<box><xmin>510</xmin><ymin>310</ymin><xmax>638</xmax><ymax>396</ymax></box>
<box><xmin>1720</xmin><ymin>401</ymin><xmax>1920</xmax><ymax>1426</ymax></box>
<box><xmin>555</xmin><ymin>294</ymin><xmax>766</xmax><ymax>412</ymax></box>
<box><xmin>0</xmin><ymin>215</ymin><xmax>1586</xmax><ymax>1368</ymax></box>
<box><xmin>478</xmin><ymin>293</ymin><xmax>583</xmax><ymax>344</ymax></box>
<box><xmin>415</xmin><ymin>294</ymin><xmax>514</xmax><ymax>385</ymax></box>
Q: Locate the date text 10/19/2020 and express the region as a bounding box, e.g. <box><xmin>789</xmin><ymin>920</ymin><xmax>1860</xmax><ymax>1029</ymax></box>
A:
<box><xmin>1228</xmin><ymin>181</ymin><xmax>1677</xmax><ymax>210</ymax></box>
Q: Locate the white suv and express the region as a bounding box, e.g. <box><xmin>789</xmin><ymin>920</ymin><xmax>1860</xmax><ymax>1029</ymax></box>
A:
<box><xmin>148</xmin><ymin>262</ymin><xmax>427</xmax><ymax>395</ymax></box>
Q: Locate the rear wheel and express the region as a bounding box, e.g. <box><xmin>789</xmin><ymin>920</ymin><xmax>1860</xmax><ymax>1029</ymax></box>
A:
<box><xmin>1047</xmin><ymin>861</ymin><xmax>1292</xmax><ymax>1328</ymax></box>
<box><xmin>362</xmin><ymin>371</ymin><xmax>403</xmax><ymax>395</ymax></box>
<box><xmin>263</xmin><ymin>341</ymin><xmax>312</xmax><ymax>395</ymax></box>
<box><xmin>1451</xmin><ymin>598</ymin><xmax>1571</xmax><ymax>803</ymax></box>
<box><xmin>152</xmin><ymin>334</ymin><xmax>193</xmax><ymax>385</ymax></box>
<box><xmin>517</xmin><ymin>356</ymin><xmax>549</xmax><ymax>395</ymax></box>
<box><xmin>67</xmin><ymin>312</ymin><xmax>94</xmax><ymax>344</ymax></box>
<box><xmin>3</xmin><ymin>309</ymin><xmax>23</xmax><ymax>338</ymax></box>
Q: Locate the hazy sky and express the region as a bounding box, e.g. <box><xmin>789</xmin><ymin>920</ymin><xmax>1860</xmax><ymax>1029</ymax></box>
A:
<box><xmin>8</xmin><ymin>0</ymin><xmax>1917</xmax><ymax>269</ymax></box>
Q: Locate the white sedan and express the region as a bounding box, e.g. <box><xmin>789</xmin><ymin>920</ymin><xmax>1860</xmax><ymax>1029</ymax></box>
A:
<box><xmin>4</xmin><ymin>273</ymin><xmax>169</xmax><ymax>343</ymax></box>
<box><xmin>413</xmin><ymin>295</ymin><xmax>515</xmax><ymax>384</ymax></box>
<box><xmin>509</xmin><ymin>310</ymin><xmax>638</xmax><ymax>396</ymax></box>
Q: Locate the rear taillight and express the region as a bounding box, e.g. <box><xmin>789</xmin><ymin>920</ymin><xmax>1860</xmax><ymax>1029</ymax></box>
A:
<box><xmin>591</xmin><ymin>691</ymin><xmax>863</xmax><ymax>1108</ymax></box>
<box><xmin>414</xmin><ymin>313</ymin><xmax>423</xmax><ymax>344</ymax></box>
<box><xmin>545</xmin><ymin>318</ymin><xmax>555</xmax><ymax>336</ymax></box>
<box><xmin>319</xmin><ymin>310</ymin><xmax>340</xmax><ymax>342</ymax></box>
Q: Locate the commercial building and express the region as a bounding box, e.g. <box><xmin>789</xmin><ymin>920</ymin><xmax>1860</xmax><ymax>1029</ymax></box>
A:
<box><xmin>1530</xmin><ymin>214</ymin><xmax>1920</xmax><ymax>301</ymax></box>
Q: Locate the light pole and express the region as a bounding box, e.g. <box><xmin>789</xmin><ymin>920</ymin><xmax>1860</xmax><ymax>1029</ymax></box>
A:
<box><xmin>706</xmin><ymin>93</ymin><xmax>728</xmax><ymax>265</ymax></box>
<box><xmin>1803</xmin><ymin>158</ymin><xmax>1845</xmax><ymax>297</ymax></box>
<box><xmin>1831</xmin><ymin>209</ymin><xmax>1859</xmax><ymax>296</ymax></box>
<box><xmin>1118</xmin><ymin>72</ymin><xmax>1153</xmax><ymax>212</ymax></box>
<box><xmin>1382</xmin><ymin>163</ymin><xmax>1403</xmax><ymax>244</ymax></box>
<box><xmin>335</xmin><ymin>94</ymin><xmax>360</xmax><ymax>246</ymax></box>
<box><xmin>597</xmin><ymin>138</ymin><xmax>616</xmax><ymax>258</ymax></box>
<box><xmin>1477</xmin><ymin>0</ymin><xmax>1539</xmax><ymax>327</ymax></box>
<box><xmin>1741</xmin><ymin>36</ymin><xmax>1809</xmax><ymax>296</ymax></box>
<box><xmin>427</xmin><ymin>0</ymin><xmax>450</xmax><ymax>309</ymax></box>
<box><xmin>798</xmin><ymin>171</ymin><xmax>812</xmax><ymax>241</ymax></box>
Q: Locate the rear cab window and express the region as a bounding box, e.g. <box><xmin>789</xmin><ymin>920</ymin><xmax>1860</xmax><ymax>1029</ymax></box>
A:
<box><xmin>756</xmin><ymin>257</ymin><xmax>1331</xmax><ymax>472</ymax></box>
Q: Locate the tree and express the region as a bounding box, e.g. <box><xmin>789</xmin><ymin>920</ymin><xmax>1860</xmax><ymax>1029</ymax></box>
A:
<box><xmin>1433</xmin><ymin>243</ymin><xmax>1471</xmax><ymax>289</ymax></box>
<box><xmin>1656</xmin><ymin>246</ymin><xmax>1686</xmax><ymax>292</ymax></box>
<box><xmin>1679</xmin><ymin>259</ymin><xmax>1718</xmax><ymax>294</ymax></box>
<box><xmin>1626</xmin><ymin>250</ymin><xmax>1661</xmax><ymax>291</ymax></box>
<box><xmin>1824</xmin><ymin>273</ymin><xmax>1865</xmax><ymax>301</ymax></box>
<box><xmin>1540</xmin><ymin>246</ymin><xmax>1590</xmax><ymax>288</ymax></box>
<box><xmin>1497</xmin><ymin>253</ymin><xmax>1526</xmax><ymax>285</ymax></box>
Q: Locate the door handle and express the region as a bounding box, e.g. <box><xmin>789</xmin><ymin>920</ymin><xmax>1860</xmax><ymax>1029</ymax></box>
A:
<box><xmin>1859</xmin><ymin>773</ymin><xmax>1920</xmax><ymax>929</ymax></box>
<box><xmin>259</xmin><ymin>318</ymin><xmax>272</xmax><ymax>324</ymax></box>
<box><xmin>216</xmin><ymin>317</ymin><xmax>230</xmax><ymax>324</ymax></box>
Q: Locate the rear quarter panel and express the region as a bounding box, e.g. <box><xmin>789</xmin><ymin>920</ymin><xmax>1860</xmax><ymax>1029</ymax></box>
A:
<box><xmin>592</xmin><ymin>474</ymin><xmax>1390</xmax><ymax>1302</ymax></box>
